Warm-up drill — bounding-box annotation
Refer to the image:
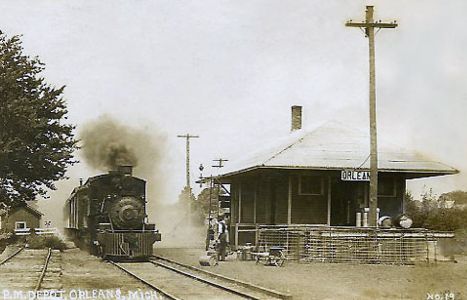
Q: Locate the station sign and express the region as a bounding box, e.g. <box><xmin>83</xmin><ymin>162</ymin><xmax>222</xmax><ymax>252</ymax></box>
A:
<box><xmin>341</xmin><ymin>169</ymin><xmax>370</xmax><ymax>181</ymax></box>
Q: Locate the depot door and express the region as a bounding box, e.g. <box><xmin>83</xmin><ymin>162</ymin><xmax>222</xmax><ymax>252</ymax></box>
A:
<box><xmin>330</xmin><ymin>181</ymin><xmax>366</xmax><ymax>226</ymax></box>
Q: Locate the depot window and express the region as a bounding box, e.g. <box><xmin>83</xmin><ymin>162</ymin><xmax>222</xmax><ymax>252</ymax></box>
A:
<box><xmin>378</xmin><ymin>177</ymin><xmax>396</xmax><ymax>197</ymax></box>
<box><xmin>299</xmin><ymin>175</ymin><xmax>324</xmax><ymax>195</ymax></box>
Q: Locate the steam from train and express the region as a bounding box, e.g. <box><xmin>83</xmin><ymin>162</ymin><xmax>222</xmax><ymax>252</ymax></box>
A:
<box><xmin>79</xmin><ymin>115</ymin><xmax>168</xmax><ymax>207</ymax></box>
<box><xmin>80</xmin><ymin>116</ymin><xmax>154</xmax><ymax>172</ymax></box>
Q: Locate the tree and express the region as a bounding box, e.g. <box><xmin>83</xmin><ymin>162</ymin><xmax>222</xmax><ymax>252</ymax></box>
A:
<box><xmin>439</xmin><ymin>190</ymin><xmax>467</xmax><ymax>206</ymax></box>
<box><xmin>405</xmin><ymin>189</ymin><xmax>467</xmax><ymax>231</ymax></box>
<box><xmin>195</xmin><ymin>186</ymin><xmax>220</xmax><ymax>218</ymax></box>
<box><xmin>0</xmin><ymin>31</ymin><xmax>78</xmax><ymax>207</ymax></box>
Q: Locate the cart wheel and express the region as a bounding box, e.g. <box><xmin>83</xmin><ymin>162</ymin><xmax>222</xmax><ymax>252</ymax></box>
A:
<box><xmin>275</xmin><ymin>251</ymin><xmax>286</xmax><ymax>267</ymax></box>
<box><xmin>275</xmin><ymin>257</ymin><xmax>285</xmax><ymax>267</ymax></box>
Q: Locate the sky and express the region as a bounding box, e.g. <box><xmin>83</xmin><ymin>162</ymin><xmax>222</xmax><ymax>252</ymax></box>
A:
<box><xmin>1</xmin><ymin>0</ymin><xmax>466</xmax><ymax>226</ymax></box>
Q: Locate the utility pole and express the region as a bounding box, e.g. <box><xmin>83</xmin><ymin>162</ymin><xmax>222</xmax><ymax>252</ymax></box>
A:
<box><xmin>346</xmin><ymin>6</ymin><xmax>397</xmax><ymax>226</ymax></box>
<box><xmin>177</xmin><ymin>134</ymin><xmax>199</xmax><ymax>188</ymax></box>
<box><xmin>212</xmin><ymin>158</ymin><xmax>228</xmax><ymax>169</ymax></box>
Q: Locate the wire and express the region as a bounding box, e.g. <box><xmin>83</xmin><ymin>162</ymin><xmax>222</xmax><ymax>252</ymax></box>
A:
<box><xmin>356</xmin><ymin>154</ymin><xmax>371</xmax><ymax>170</ymax></box>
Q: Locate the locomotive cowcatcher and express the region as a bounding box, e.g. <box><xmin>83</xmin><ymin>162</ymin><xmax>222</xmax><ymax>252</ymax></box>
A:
<box><xmin>64</xmin><ymin>165</ymin><xmax>161</xmax><ymax>261</ymax></box>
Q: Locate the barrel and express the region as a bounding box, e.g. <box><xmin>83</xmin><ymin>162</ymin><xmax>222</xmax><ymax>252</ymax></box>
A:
<box><xmin>199</xmin><ymin>254</ymin><xmax>218</xmax><ymax>266</ymax></box>
<box><xmin>378</xmin><ymin>216</ymin><xmax>392</xmax><ymax>228</ymax></box>
<box><xmin>394</xmin><ymin>214</ymin><xmax>413</xmax><ymax>229</ymax></box>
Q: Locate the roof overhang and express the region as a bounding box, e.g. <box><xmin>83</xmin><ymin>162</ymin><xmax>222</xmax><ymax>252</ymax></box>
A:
<box><xmin>210</xmin><ymin>165</ymin><xmax>459</xmax><ymax>183</ymax></box>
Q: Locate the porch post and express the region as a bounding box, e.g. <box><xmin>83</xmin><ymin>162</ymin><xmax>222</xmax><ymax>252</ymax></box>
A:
<box><xmin>253</xmin><ymin>182</ymin><xmax>257</xmax><ymax>224</ymax></box>
<box><xmin>287</xmin><ymin>174</ymin><xmax>292</xmax><ymax>225</ymax></box>
<box><xmin>401</xmin><ymin>177</ymin><xmax>406</xmax><ymax>213</ymax></box>
<box><xmin>327</xmin><ymin>175</ymin><xmax>332</xmax><ymax>225</ymax></box>
<box><xmin>235</xmin><ymin>223</ymin><xmax>239</xmax><ymax>248</ymax></box>
<box><xmin>255</xmin><ymin>224</ymin><xmax>259</xmax><ymax>246</ymax></box>
<box><xmin>238</xmin><ymin>182</ymin><xmax>242</xmax><ymax>223</ymax></box>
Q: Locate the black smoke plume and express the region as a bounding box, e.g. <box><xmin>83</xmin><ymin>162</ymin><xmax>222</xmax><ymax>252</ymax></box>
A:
<box><xmin>79</xmin><ymin>115</ymin><xmax>165</xmax><ymax>176</ymax></box>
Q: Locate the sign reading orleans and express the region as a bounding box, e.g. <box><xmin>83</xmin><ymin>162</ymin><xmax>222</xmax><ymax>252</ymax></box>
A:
<box><xmin>341</xmin><ymin>169</ymin><xmax>371</xmax><ymax>181</ymax></box>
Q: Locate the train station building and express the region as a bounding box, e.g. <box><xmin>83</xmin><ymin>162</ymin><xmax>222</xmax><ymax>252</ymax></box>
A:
<box><xmin>214</xmin><ymin>106</ymin><xmax>458</xmax><ymax>263</ymax></box>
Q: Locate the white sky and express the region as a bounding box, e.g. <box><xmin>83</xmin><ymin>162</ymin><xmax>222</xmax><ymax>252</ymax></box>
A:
<box><xmin>1</xmin><ymin>1</ymin><xmax>465</xmax><ymax>224</ymax></box>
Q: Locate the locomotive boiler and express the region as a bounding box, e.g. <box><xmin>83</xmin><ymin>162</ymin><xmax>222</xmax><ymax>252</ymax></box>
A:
<box><xmin>64</xmin><ymin>165</ymin><xmax>161</xmax><ymax>260</ymax></box>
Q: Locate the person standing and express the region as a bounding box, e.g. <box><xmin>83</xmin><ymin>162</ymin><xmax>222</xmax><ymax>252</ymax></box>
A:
<box><xmin>216</xmin><ymin>214</ymin><xmax>227</xmax><ymax>261</ymax></box>
<box><xmin>205</xmin><ymin>217</ymin><xmax>215</xmax><ymax>251</ymax></box>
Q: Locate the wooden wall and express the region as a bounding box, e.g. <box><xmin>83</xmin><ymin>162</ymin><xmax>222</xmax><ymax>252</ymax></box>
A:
<box><xmin>230</xmin><ymin>170</ymin><xmax>406</xmax><ymax>227</ymax></box>
<box><xmin>1</xmin><ymin>208</ymin><xmax>41</xmax><ymax>231</ymax></box>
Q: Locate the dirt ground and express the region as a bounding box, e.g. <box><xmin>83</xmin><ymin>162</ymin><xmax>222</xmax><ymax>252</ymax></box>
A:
<box><xmin>0</xmin><ymin>247</ymin><xmax>155</xmax><ymax>299</ymax></box>
<box><xmin>2</xmin><ymin>244</ymin><xmax>464</xmax><ymax>299</ymax></box>
<box><xmin>60</xmin><ymin>248</ymin><xmax>149</xmax><ymax>292</ymax></box>
<box><xmin>155</xmin><ymin>247</ymin><xmax>467</xmax><ymax>300</ymax></box>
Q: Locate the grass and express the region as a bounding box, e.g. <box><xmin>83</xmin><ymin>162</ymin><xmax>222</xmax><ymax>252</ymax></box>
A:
<box><xmin>26</xmin><ymin>235</ymin><xmax>67</xmax><ymax>251</ymax></box>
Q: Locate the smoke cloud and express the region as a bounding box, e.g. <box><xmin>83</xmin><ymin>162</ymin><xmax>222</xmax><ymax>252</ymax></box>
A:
<box><xmin>81</xmin><ymin>116</ymin><xmax>140</xmax><ymax>171</ymax></box>
<box><xmin>80</xmin><ymin>115</ymin><xmax>166</xmax><ymax>176</ymax></box>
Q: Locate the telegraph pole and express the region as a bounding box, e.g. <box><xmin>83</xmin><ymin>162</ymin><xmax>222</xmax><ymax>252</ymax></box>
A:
<box><xmin>212</xmin><ymin>158</ymin><xmax>228</xmax><ymax>169</ymax></box>
<box><xmin>346</xmin><ymin>6</ymin><xmax>397</xmax><ymax>226</ymax></box>
<box><xmin>177</xmin><ymin>133</ymin><xmax>199</xmax><ymax>223</ymax></box>
<box><xmin>177</xmin><ymin>134</ymin><xmax>199</xmax><ymax>188</ymax></box>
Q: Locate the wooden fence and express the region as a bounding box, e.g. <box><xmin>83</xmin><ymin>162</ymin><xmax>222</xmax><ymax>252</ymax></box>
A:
<box><xmin>14</xmin><ymin>228</ymin><xmax>58</xmax><ymax>236</ymax></box>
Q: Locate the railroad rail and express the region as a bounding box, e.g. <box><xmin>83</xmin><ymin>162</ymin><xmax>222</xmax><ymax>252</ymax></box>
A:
<box><xmin>0</xmin><ymin>246</ymin><xmax>24</xmax><ymax>265</ymax></box>
<box><xmin>151</xmin><ymin>255</ymin><xmax>292</xmax><ymax>300</ymax></box>
<box><xmin>108</xmin><ymin>256</ymin><xmax>289</xmax><ymax>299</ymax></box>
<box><xmin>107</xmin><ymin>260</ymin><xmax>181</xmax><ymax>300</ymax></box>
<box><xmin>150</xmin><ymin>259</ymin><xmax>261</xmax><ymax>299</ymax></box>
<box><xmin>34</xmin><ymin>248</ymin><xmax>52</xmax><ymax>292</ymax></box>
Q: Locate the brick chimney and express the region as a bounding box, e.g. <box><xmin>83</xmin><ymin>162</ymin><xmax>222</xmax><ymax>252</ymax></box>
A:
<box><xmin>291</xmin><ymin>105</ymin><xmax>302</xmax><ymax>131</ymax></box>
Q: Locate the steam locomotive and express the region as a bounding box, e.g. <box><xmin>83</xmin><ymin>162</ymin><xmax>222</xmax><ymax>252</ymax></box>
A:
<box><xmin>64</xmin><ymin>166</ymin><xmax>161</xmax><ymax>261</ymax></box>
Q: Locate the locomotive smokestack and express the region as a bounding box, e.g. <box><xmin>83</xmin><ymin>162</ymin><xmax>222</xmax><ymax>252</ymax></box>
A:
<box><xmin>118</xmin><ymin>165</ymin><xmax>133</xmax><ymax>176</ymax></box>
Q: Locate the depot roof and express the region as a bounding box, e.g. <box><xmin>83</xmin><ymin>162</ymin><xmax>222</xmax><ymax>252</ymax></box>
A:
<box><xmin>215</xmin><ymin>121</ymin><xmax>458</xmax><ymax>181</ymax></box>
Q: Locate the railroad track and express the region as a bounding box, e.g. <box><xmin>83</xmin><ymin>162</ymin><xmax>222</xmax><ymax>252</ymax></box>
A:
<box><xmin>108</xmin><ymin>260</ymin><xmax>180</xmax><ymax>300</ymax></box>
<box><xmin>0</xmin><ymin>247</ymin><xmax>62</xmax><ymax>293</ymax></box>
<box><xmin>151</xmin><ymin>255</ymin><xmax>292</xmax><ymax>300</ymax></box>
<box><xmin>108</xmin><ymin>256</ymin><xmax>291</xmax><ymax>300</ymax></box>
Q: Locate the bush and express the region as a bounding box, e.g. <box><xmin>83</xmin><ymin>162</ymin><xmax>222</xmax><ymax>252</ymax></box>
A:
<box><xmin>405</xmin><ymin>191</ymin><xmax>467</xmax><ymax>231</ymax></box>
<box><xmin>27</xmin><ymin>235</ymin><xmax>45</xmax><ymax>249</ymax></box>
<box><xmin>0</xmin><ymin>232</ymin><xmax>15</xmax><ymax>253</ymax></box>
<box><xmin>453</xmin><ymin>229</ymin><xmax>467</xmax><ymax>255</ymax></box>
<box><xmin>26</xmin><ymin>235</ymin><xmax>66</xmax><ymax>251</ymax></box>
